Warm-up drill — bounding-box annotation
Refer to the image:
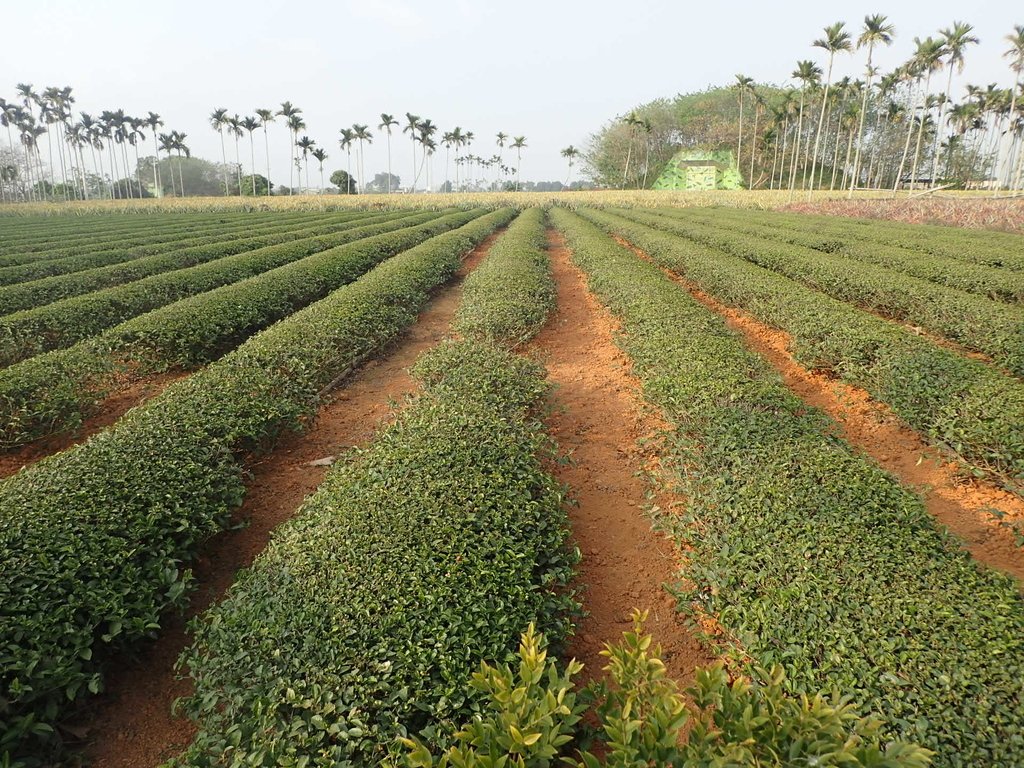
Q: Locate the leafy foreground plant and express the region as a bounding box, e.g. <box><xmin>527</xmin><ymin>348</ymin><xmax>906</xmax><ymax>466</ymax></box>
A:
<box><xmin>402</xmin><ymin>615</ymin><xmax>931</xmax><ymax>767</ymax></box>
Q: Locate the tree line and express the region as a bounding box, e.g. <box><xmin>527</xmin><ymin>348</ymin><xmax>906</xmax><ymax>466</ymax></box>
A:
<box><xmin>589</xmin><ymin>17</ymin><xmax>1024</xmax><ymax>194</ymax></box>
<box><xmin>0</xmin><ymin>88</ymin><xmax>546</xmax><ymax>201</ymax></box>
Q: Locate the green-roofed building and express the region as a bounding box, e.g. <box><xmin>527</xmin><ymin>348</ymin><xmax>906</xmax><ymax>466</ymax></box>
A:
<box><xmin>653</xmin><ymin>149</ymin><xmax>744</xmax><ymax>190</ymax></box>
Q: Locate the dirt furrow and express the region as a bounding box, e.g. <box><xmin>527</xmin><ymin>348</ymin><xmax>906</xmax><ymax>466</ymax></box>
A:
<box><xmin>0</xmin><ymin>371</ymin><xmax>187</xmax><ymax>480</ymax></box>
<box><xmin>531</xmin><ymin>230</ymin><xmax>711</xmax><ymax>690</ymax></box>
<box><xmin>76</xmin><ymin>232</ymin><xmax>502</xmax><ymax>768</ymax></box>
<box><xmin>612</xmin><ymin>235</ymin><xmax>1024</xmax><ymax>583</ymax></box>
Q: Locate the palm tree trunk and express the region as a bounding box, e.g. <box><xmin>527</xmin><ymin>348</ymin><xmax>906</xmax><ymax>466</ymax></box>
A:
<box><xmin>410</xmin><ymin>137</ymin><xmax>416</xmax><ymax>193</ymax></box>
<box><xmin>849</xmin><ymin>45</ymin><xmax>876</xmax><ymax>197</ymax></box>
<box><xmin>642</xmin><ymin>137</ymin><xmax>651</xmax><ymax>188</ymax></box>
<box><xmin>249</xmin><ymin>134</ymin><xmax>257</xmax><ymax>195</ymax></box>
<box><xmin>894</xmin><ymin>82</ymin><xmax>919</xmax><ymax>193</ymax></box>
<box><xmin>866</xmin><ymin>110</ymin><xmax>884</xmax><ymax>188</ymax></box>
<box><xmin>233</xmin><ymin>136</ymin><xmax>242</xmax><ymax>195</ymax></box>
<box><xmin>909</xmin><ymin>71</ymin><xmax>934</xmax><ymax>189</ymax></box>
<box><xmin>931</xmin><ymin>66</ymin><xmax>955</xmax><ymax>185</ymax></box>
<box><xmin>386</xmin><ymin>133</ymin><xmax>392</xmax><ymax>193</ymax></box>
<box><xmin>622</xmin><ymin>135</ymin><xmax>633</xmax><ymax>189</ymax></box>
<box><xmin>152</xmin><ymin>135</ymin><xmax>162</xmax><ymax>197</ymax></box>
<box><xmin>841</xmin><ymin>123</ymin><xmax>855</xmax><ymax>189</ymax></box>
<box><xmin>177</xmin><ymin>151</ymin><xmax>185</xmax><ymax>197</ymax></box>
<box><xmin>288</xmin><ymin>132</ymin><xmax>294</xmax><ymax>195</ymax></box>
<box><xmin>808</xmin><ymin>57</ymin><xmax>835</xmax><ymax>197</ymax></box>
<box><xmin>736</xmin><ymin>93</ymin><xmax>744</xmax><ymax>175</ymax></box>
<box><xmin>263</xmin><ymin>127</ymin><xmax>271</xmax><ymax>196</ymax></box>
<box><xmin>217</xmin><ymin>129</ymin><xmax>228</xmax><ymax>194</ymax></box>
<box><xmin>748</xmin><ymin>104</ymin><xmax>760</xmax><ymax>187</ymax></box>
<box><xmin>788</xmin><ymin>91</ymin><xmax>806</xmax><ymax>196</ymax></box>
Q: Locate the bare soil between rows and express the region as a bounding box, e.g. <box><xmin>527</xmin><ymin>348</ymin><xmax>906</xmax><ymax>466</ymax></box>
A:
<box><xmin>75</xmin><ymin>232</ymin><xmax>503</xmax><ymax>768</ymax></box>
<box><xmin>531</xmin><ymin>230</ymin><xmax>711</xmax><ymax>692</ymax></box>
<box><xmin>611</xmin><ymin>234</ymin><xmax>1024</xmax><ymax>583</ymax></box>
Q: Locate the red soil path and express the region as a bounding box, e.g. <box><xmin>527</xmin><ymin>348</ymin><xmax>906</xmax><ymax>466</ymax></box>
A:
<box><xmin>531</xmin><ymin>230</ymin><xmax>712</xmax><ymax>690</ymax></box>
<box><xmin>75</xmin><ymin>232</ymin><xmax>503</xmax><ymax>767</ymax></box>
<box><xmin>612</xmin><ymin>234</ymin><xmax>1024</xmax><ymax>583</ymax></box>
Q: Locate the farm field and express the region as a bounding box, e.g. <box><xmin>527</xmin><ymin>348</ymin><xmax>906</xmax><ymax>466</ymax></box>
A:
<box><xmin>1</xmin><ymin>200</ymin><xmax>1024</xmax><ymax>767</ymax></box>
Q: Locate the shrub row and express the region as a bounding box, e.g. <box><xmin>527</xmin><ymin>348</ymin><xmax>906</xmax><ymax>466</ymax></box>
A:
<box><xmin>0</xmin><ymin>210</ymin><xmax>439</xmax><ymax>367</ymax></box>
<box><xmin>685</xmin><ymin>207</ymin><xmax>1024</xmax><ymax>270</ymax></box>
<box><xmin>175</xmin><ymin>339</ymin><xmax>577</xmax><ymax>766</ymax></box>
<box><xmin>658</xmin><ymin>208</ymin><xmax>1024</xmax><ymax>304</ymax></box>
<box><xmin>174</xmin><ymin>215</ymin><xmax>571</xmax><ymax>765</ymax></box>
<box><xmin>579</xmin><ymin>208</ymin><xmax>1024</xmax><ymax>487</ymax></box>
<box><xmin>0</xmin><ymin>209</ymin><xmax>471</xmax><ymax>447</ymax></box>
<box><xmin>552</xmin><ymin>207</ymin><xmax>1024</xmax><ymax>766</ymax></box>
<box><xmin>616</xmin><ymin>208</ymin><xmax>1024</xmax><ymax>376</ymax></box>
<box><xmin>0</xmin><ymin>210</ymin><xmax>325</xmax><ymax>262</ymax></box>
<box><xmin>454</xmin><ymin>207</ymin><xmax>555</xmax><ymax>344</ymax></box>
<box><xmin>0</xmin><ymin>212</ymin><xmax>395</xmax><ymax>315</ymax></box>
<box><xmin>0</xmin><ymin>208</ymin><xmax>514</xmax><ymax>764</ymax></box>
<box><xmin>0</xmin><ymin>212</ymin><xmax>265</xmax><ymax>260</ymax></box>
<box><xmin>0</xmin><ymin>211</ymin><xmax>352</xmax><ymax>287</ymax></box>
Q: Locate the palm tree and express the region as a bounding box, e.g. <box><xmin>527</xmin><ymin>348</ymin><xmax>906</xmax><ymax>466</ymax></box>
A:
<box><xmin>256</xmin><ymin>108</ymin><xmax>275</xmax><ymax>195</ymax></box>
<box><xmin>933</xmin><ymin>22</ymin><xmax>979</xmax><ymax>184</ymax></box>
<box><xmin>353</xmin><ymin>123</ymin><xmax>373</xmax><ymax>192</ymax></box>
<box><xmin>80</xmin><ymin>112</ymin><xmax>105</xmax><ymax>196</ymax></box>
<box><xmin>906</xmin><ymin>37</ymin><xmax>946</xmax><ymax>189</ymax></box>
<box><xmin>511</xmin><ymin>135</ymin><xmax>527</xmax><ymax>191</ymax></box>
<box><xmin>0</xmin><ymin>99</ymin><xmax>20</xmax><ymax>196</ymax></box>
<box><xmin>128</xmin><ymin>117</ymin><xmax>146</xmax><ymax>198</ymax></box>
<box><xmin>311</xmin><ymin>147</ymin><xmax>328</xmax><ymax>194</ymax></box>
<box><xmin>158</xmin><ymin>131</ymin><xmax>177</xmax><ymax>195</ymax></box>
<box><xmin>789</xmin><ymin>60</ymin><xmax>822</xmax><ymax>194</ymax></box>
<box><xmin>378</xmin><ymin>113</ymin><xmax>398</xmax><ymax>193</ymax></box>
<box><xmin>339</xmin><ymin>128</ymin><xmax>356</xmax><ymax>193</ymax></box>
<box><xmin>808</xmin><ymin>22</ymin><xmax>852</xmax><ymax>196</ymax></box>
<box><xmin>296</xmin><ymin>135</ymin><xmax>315</xmax><ymax>192</ymax></box>
<box><xmin>403</xmin><ymin>113</ymin><xmax>421</xmax><ymax>192</ymax></box>
<box><xmin>495</xmin><ymin>132</ymin><xmax>508</xmax><ymax>184</ymax></box>
<box><xmin>146</xmin><ymin>111</ymin><xmax>163</xmax><ymax>197</ymax></box>
<box><xmin>849</xmin><ymin>14</ymin><xmax>896</xmax><ymax>196</ymax></box>
<box><xmin>561</xmin><ymin>145</ymin><xmax>580</xmax><ymax>187</ymax></box>
<box><xmin>277</xmin><ymin>101</ymin><xmax>302</xmax><ymax>194</ymax></box>
<box><xmin>734</xmin><ymin>74</ymin><xmax>755</xmax><ymax>176</ymax></box>
<box><xmin>1005</xmin><ymin>25</ymin><xmax>1024</xmax><ymax>190</ymax></box>
<box><xmin>226</xmin><ymin>113</ymin><xmax>244</xmax><ymax>194</ymax></box>
<box><xmin>174</xmin><ymin>131</ymin><xmax>190</xmax><ymax>196</ymax></box>
<box><xmin>414</xmin><ymin>119</ymin><xmax>437</xmax><ymax>190</ymax></box>
<box><xmin>442</xmin><ymin>129</ymin><xmax>456</xmax><ymax>190</ymax></box>
<box><xmin>242</xmin><ymin>116</ymin><xmax>260</xmax><ymax>195</ymax></box>
<box><xmin>209</xmin><ymin>108</ymin><xmax>230</xmax><ymax>195</ymax></box>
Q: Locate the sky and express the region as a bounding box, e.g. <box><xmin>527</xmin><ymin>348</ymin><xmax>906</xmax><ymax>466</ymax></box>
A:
<box><xmin>1</xmin><ymin>0</ymin><xmax>1020</xmax><ymax>189</ymax></box>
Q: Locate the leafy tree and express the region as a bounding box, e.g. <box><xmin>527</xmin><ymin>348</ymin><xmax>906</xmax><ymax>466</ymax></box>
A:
<box><xmin>239</xmin><ymin>173</ymin><xmax>271</xmax><ymax>196</ymax></box>
<box><xmin>329</xmin><ymin>168</ymin><xmax>357</xmax><ymax>194</ymax></box>
<box><xmin>366</xmin><ymin>171</ymin><xmax>400</xmax><ymax>193</ymax></box>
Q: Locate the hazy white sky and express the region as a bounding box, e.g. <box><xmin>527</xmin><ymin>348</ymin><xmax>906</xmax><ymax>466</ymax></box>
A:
<box><xmin>2</xmin><ymin>0</ymin><xmax>1020</xmax><ymax>186</ymax></box>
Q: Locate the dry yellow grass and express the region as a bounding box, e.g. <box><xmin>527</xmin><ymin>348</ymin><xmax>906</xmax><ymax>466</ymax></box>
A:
<box><xmin>0</xmin><ymin>189</ymin><xmax>894</xmax><ymax>217</ymax></box>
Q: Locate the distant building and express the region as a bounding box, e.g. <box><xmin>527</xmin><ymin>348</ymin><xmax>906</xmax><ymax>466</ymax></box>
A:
<box><xmin>653</xmin><ymin>149</ymin><xmax>743</xmax><ymax>191</ymax></box>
